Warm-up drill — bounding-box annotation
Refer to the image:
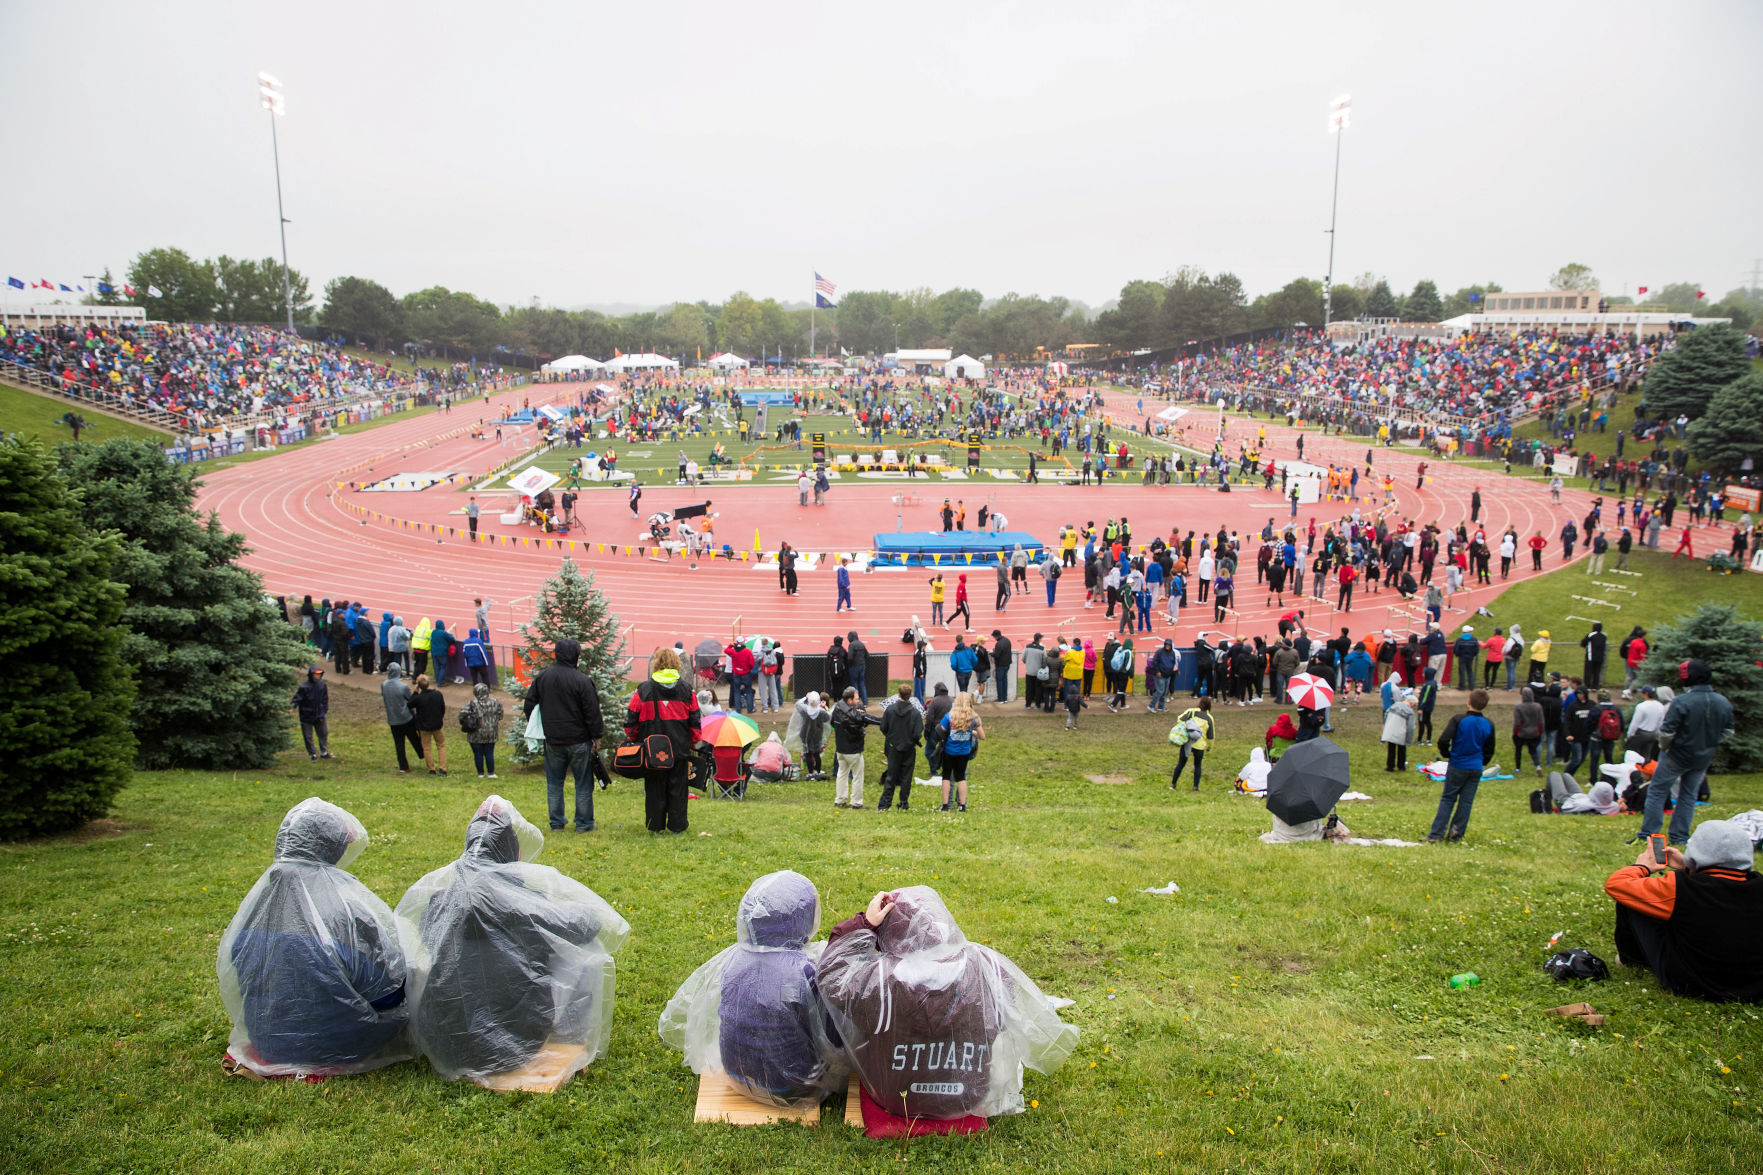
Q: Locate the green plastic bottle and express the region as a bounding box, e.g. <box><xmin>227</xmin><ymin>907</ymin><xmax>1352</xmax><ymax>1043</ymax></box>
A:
<box><xmin>1448</xmin><ymin>972</ymin><xmax>1481</xmax><ymax>989</ymax></box>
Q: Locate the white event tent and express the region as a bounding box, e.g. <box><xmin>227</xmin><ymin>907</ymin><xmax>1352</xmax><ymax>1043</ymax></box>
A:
<box><xmin>707</xmin><ymin>352</ymin><xmax>751</xmax><ymax>370</ymax></box>
<box><xmin>604</xmin><ymin>352</ymin><xmax>681</xmax><ymax>372</ymax></box>
<box><xmin>943</xmin><ymin>354</ymin><xmax>986</xmax><ymax>379</ymax></box>
<box><xmin>542</xmin><ymin>354</ymin><xmax>603</xmax><ymax>374</ymax></box>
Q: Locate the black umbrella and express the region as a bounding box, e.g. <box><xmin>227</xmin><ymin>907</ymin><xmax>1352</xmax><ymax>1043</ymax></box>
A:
<box><xmin>1265</xmin><ymin>736</ymin><xmax>1351</xmax><ymax>825</ymax></box>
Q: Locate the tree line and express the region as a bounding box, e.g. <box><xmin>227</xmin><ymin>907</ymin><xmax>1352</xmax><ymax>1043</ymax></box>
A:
<box><xmin>89</xmin><ymin>247</ymin><xmax>1763</xmax><ymax>364</ymax></box>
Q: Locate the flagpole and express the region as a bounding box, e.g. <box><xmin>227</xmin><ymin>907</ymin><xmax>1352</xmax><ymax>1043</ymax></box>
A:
<box><xmin>810</xmin><ymin>268</ymin><xmax>816</xmax><ymax>360</ymax></box>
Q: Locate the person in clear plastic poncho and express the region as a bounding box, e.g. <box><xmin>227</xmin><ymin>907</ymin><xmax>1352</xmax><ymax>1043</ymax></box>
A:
<box><xmin>217</xmin><ymin>798</ymin><xmax>412</xmax><ymax>1077</ymax></box>
<box><xmin>815</xmin><ymin>885</ymin><xmax>1078</xmax><ymax>1122</ymax></box>
<box><xmin>395</xmin><ymin>795</ymin><xmax>629</xmax><ymax>1085</ymax></box>
<box><xmin>658</xmin><ymin>870</ymin><xmax>846</xmax><ymax>1108</ymax></box>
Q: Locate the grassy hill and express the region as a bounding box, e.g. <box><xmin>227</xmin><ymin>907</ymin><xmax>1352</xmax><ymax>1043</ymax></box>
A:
<box><xmin>1</xmin><ymin>538</ymin><xmax>1759</xmax><ymax>1174</ymax></box>
<box><xmin>0</xmin><ymin>379</ymin><xmax>170</xmax><ymax>446</ymax></box>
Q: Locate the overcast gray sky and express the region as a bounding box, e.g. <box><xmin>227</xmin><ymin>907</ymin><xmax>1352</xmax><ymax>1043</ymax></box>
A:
<box><xmin>4</xmin><ymin>0</ymin><xmax>1759</xmax><ymax>310</ymax></box>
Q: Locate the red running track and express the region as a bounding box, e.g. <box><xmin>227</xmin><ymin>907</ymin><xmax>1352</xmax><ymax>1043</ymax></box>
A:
<box><xmin>197</xmin><ymin>384</ymin><xmax>1602</xmax><ymax>661</ymax></box>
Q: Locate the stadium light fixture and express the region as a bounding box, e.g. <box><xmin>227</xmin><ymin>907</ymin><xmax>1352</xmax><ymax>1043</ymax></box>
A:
<box><xmin>1323</xmin><ymin>93</ymin><xmax>1351</xmax><ymax>330</ymax></box>
<box><xmin>258</xmin><ymin>71</ymin><xmax>295</xmax><ymax>331</ymax></box>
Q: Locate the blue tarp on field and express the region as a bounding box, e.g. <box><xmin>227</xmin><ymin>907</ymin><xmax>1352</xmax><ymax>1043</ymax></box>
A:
<box><xmin>870</xmin><ymin>530</ymin><xmax>1046</xmax><ymax>567</ymax></box>
<box><xmin>738</xmin><ymin>390</ymin><xmax>798</xmax><ymax>406</ymax></box>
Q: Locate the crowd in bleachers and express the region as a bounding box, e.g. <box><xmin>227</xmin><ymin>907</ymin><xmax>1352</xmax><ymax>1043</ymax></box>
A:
<box><xmin>1</xmin><ymin>321</ymin><xmax>413</xmax><ymax>429</ymax></box>
<box><xmin>1165</xmin><ymin>330</ymin><xmax>1664</xmax><ymax>433</ymax></box>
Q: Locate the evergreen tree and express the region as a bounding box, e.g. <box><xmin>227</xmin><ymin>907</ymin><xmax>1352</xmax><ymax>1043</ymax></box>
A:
<box><xmin>1686</xmin><ymin>373</ymin><xmax>1763</xmax><ymax>473</ymax></box>
<box><xmin>1638</xmin><ymin>603</ymin><xmax>1763</xmax><ymax>773</ymax></box>
<box><xmin>1638</xmin><ymin>324</ymin><xmax>1750</xmax><ymax>423</ymax></box>
<box><xmin>0</xmin><ymin>439</ymin><xmax>136</xmax><ymax>838</ymax></box>
<box><xmin>503</xmin><ymin>559</ymin><xmax>631</xmax><ymax>765</ymax></box>
<box><xmin>1405</xmin><ymin>280</ymin><xmax>1444</xmax><ymax>322</ymax></box>
<box><xmin>1363</xmin><ymin>280</ymin><xmax>1399</xmax><ymax>319</ymax></box>
<box><xmin>55</xmin><ymin>440</ymin><xmax>309</xmax><ymax>770</ymax></box>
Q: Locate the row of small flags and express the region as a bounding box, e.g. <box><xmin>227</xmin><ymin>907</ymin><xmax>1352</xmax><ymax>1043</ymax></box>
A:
<box><xmin>5</xmin><ymin>277</ymin><xmax>162</xmax><ymax>297</ymax></box>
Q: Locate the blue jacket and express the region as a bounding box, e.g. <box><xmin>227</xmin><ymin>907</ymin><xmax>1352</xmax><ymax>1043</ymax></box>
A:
<box><xmin>1438</xmin><ymin>711</ymin><xmax>1495</xmax><ymax>772</ymax></box>
<box><xmin>1344</xmin><ymin>649</ymin><xmax>1373</xmax><ymax>680</ymax></box>
<box><xmin>462</xmin><ymin>630</ymin><xmax>489</xmax><ymax>668</ymax></box>
<box><xmin>378</xmin><ymin>613</ymin><xmax>394</xmax><ymax>649</ymax></box>
<box><xmin>950</xmin><ymin>646</ymin><xmax>977</xmax><ymax>674</ymax></box>
<box><xmin>1424</xmin><ymin>630</ymin><xmax>1447</xmax><ymax>657</ymax></box>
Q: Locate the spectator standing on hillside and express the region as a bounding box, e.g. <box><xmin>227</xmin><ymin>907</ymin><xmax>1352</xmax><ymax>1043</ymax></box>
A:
<box><xmin>847</xmin><ymin>631</ymin><xmax>870</xmax><ymax>705</ymax></box>
<box><xmin>290</xmin><ymin>665</ymin><xmax>332</xmax><ymax>761</ymax></box>
<box><xmin>623</xmin><ymin>647</ymin><xmax>701</xmax><ymax>835</ymax></box>
<box><xmin>990</xmin><ymin>629</ymin><xmax>1014</xmax><ymax>705</ymax></box>
<box><xmin>1169</xmin><ymin>698</ymin><xmax>1215</xmax><ymax>791</ymax></box>
<box><xmin>1620</xmin><ymin>626</ymin><xmax>1649</xmax><ymax>697</ymax></box>
<box><xmin>524</xmin><ymin>638</ymin><xmax>605</xmax><ymax>833</ymax></box>
<box><xmin>462</xmin><ymin>683</ymin><xmax>505</xmax><ymax>779</ymax></box>
<box><xmin>1452</xmin><ymin>626</ymin><xmax>1480</xmax><ymax>691</ymax></box>
<box><xmin>937</xmin><ymin>692</ymin><xmax>985</xmax><ymax>812</ymax></box>
<box><xmin>1625</xmin><ymin>684</ymin><xmax>1666</xmax><ymax>762</ymax></box>
<box><xmin>381</xmin><ymin>663</ymin><xmax>422</xmax><ymax>772</ymax></box>
<box><xmin>1640</xmin><ymin>660</ymin><xmax>1735</xmax><ymax>846</ymax></box>
<box><xmin>410</xmin><ymin>675</ymin><xmax>448</xmax><ymax>777</ymax></box>
<box><xmin>1382</xmin><ymin>688</ymin><xmax>1417</xmax><ymax>772</ymax></box>
<box><xmin>1428</xmin><ymin>689</ymin><xmax>1495</xmax><ymax>842</ymax></box>
<box><xmin>329</xmin><ymin>606</ymin><xmax>353</xmax><ymax>675</ymax></box>
<box><xmin>876</xmin><ymin>685</ymin><xmax>923</xmax><ymax>812</ymax></box>
<box><xmin>831</xmin><ymin>688</ymin><xmax>881</xmax><ymax>809</ymax></box>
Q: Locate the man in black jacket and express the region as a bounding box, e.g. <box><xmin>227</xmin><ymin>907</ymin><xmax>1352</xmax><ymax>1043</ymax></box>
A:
<box><xmin>1580</xmin><ymin>622</ymin><xmax>1607</xmax><ymax>690</ymax></box>
<box><xmin>846</xmin><ymin>631</ymin><xmax>870</xmax><ymax>705</ymax></box>
<box><xmin>825</xmin><ymin>636</ymin><xmax>849</xmax><ymax>699</ymax></box>
<box><xmin>831</xmin><ymin>687</ymin><xmax>881</xmax><ymax>809</ymax></box>
<box><xmin>876</xmin><ymin>685</ymin><xmax>924</xmax><ymax>811</ymax></box>
<box><xmin>990</xmin><ymin>629</ymin><xmax>1013</xmax><ymax>704</ymax></box>
<box><xmin>523</xmin><ymin>638</ymin><xmax>605</xmax><ymax>833</ymax></box>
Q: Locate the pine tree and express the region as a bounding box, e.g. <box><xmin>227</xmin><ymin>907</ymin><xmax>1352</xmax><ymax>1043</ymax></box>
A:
<box><xmin>1364</xmin><ymin>280</ymin><xmax>1399</xmax><ymax>319</ymax></box>
<box><xmin>55</xmin><ymin>440</ymin><xmax>309</xmax><ymax>770</ymax></box>
<box><xmin>1686</xmin><ymin>373</ymin><xmax>1763</xmax><ymax>474</ymax></box>
<box><xmin>1405</xmin><ymin>280</ymin><xmax>1444</xmax><ymax>323</ymax></box>
<box><xmin>0</xmin><ymin>439</ymin><xmax>137</xmax><ymax>838</ymax></box>
<box><xmin>1638</xmin><ymin>324</ymin><xmax>1751</xmax><ymax>423</ymax></box>
<box><xmin>1638</xmin><ymin>602</ymin><xmax>1763</xmax><ymax>773</ymax></box>
<box><xmin>503</xmin><ymin>559</ymin><xmax>631</xmax><ymax>765</ymax></box>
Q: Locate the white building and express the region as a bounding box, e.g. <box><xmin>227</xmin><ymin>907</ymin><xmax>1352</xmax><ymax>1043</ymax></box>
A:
<box><xmin>1439</xmin><ymin>311</ymin><xmax>1731</xmax><ymax>340</ymax></box>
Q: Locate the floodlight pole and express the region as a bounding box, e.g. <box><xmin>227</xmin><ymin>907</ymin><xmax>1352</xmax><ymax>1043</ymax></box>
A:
<box><xmin>260</xmin><ymin>73</ymin><xmax>295</xmax><ymax>332</ymax></box>
<box><xmin>1323</xmin><ymin>94</ymin><xmax>1351</xmax><ymax>331</ymax></box>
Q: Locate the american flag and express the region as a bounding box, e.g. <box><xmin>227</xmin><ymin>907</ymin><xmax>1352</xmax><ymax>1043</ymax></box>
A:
<box><xmin>814</xmin><ymin>272</ymin><xmax>837</xmax><ymax>298</ymax></box>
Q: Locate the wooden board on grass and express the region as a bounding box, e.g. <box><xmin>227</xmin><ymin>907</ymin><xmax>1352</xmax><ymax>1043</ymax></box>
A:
<box><xmin>476</xmin><ymin>1040</ymin><xmax>590</xmax><ymax>1093</ymax></box>
<box><xmin>844</xmin><ymin>1076</ymin><xmax>863</xmax><ymax>1126</ymax></box>
<box><xmin>693</xmin><ymin>1070</ymin><xmax>821</xmax><ymax>1126</ymax></box>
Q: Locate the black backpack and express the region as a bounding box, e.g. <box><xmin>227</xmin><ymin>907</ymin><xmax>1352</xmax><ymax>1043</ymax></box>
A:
<box><xmin>1529</xmin><ymin>788</ymin><xmax>1550</xmax><ymax>814</ymax></box>
<box><xmin>1543</xmin><ymin>948</ymin><xmax>1609</xmax><ymax>981</ymax></box>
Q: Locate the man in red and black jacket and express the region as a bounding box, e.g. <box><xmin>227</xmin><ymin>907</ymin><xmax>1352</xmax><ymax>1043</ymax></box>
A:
<box><xmin>1604</xmin><ymin>819</ymin><xmax>1763</xmax><ymax>1003</ymax></box>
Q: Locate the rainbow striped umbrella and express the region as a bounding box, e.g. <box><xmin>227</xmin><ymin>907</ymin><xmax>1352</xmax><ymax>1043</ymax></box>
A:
<box><xmin>700</xmin><ymin>710</ymin><xmax>761</xmax><ymax>749</ymax></box>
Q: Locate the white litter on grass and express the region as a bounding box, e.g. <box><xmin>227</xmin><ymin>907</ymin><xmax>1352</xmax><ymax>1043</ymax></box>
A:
<box><xmin>1046</xmin><ymin>996</ymin><xmax>1076</xmax><ymax>1011</ymax></box>
<box><xmin>1345</xmin><ymin>837</ymin><xmax>1421</xmax><ymax>847</ymax></box>
<box><xmin>1105</xmin><ymin>896</ymin><xmax>1119</xmax><ymax>904</ymax></box>
<box><xmin>1340</xmin><ymin>791</ymin><xmax>1375</xmax><ymax>801</ymax></box>
<box><xmin>1141</xmin><ymin>882</ymin><xmax>1181</xmax><ymax>895</ymax></box>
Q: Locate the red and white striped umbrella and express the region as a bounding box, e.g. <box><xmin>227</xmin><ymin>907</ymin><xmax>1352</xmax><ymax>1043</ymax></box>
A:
<box><xmin>1286</xmin><ymin>673</ymin><xmax>1335</xmax><ymax>709</ymax></box>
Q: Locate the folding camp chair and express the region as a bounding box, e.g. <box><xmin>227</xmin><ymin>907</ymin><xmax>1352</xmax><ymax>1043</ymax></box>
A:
<box><xmin>708</xmin><ymin>745</ymin><xmax>748</xmax><ymax>800</ymax></box>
